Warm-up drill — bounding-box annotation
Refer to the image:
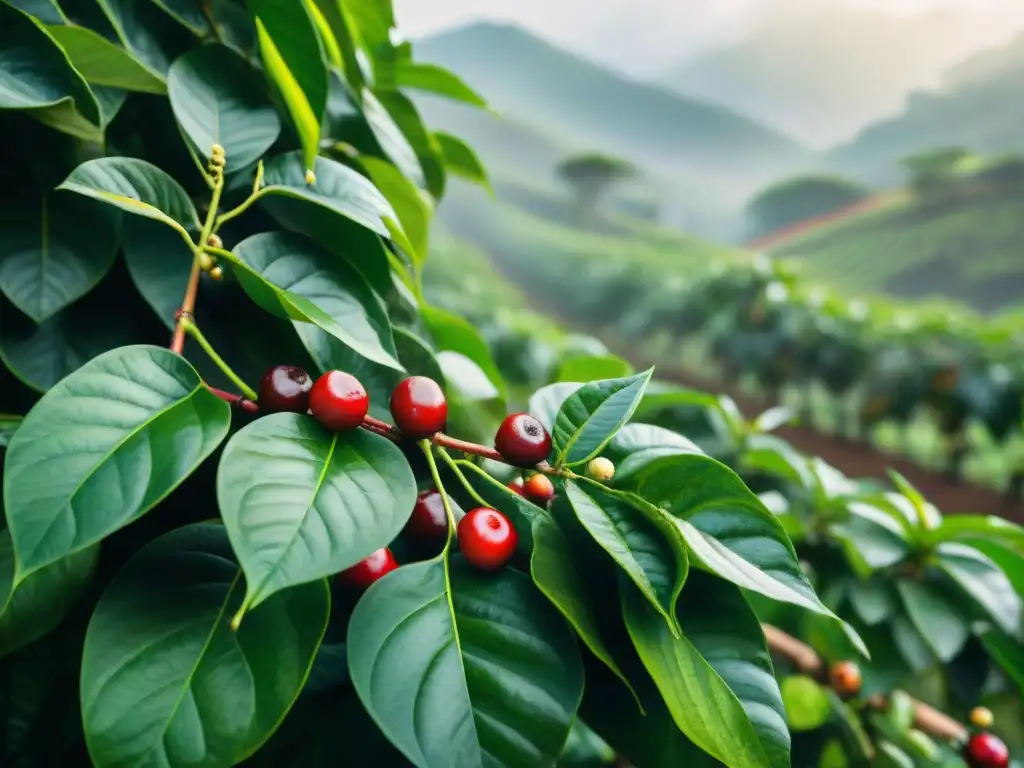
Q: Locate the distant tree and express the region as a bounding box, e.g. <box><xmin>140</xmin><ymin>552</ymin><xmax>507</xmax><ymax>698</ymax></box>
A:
<box><xmin>555</xmin><ymin>152</ymin><xmax>637</xmax><ymax>214</ymax></box>
<box><xmin>901</xmin><ymin>146</ymin><xmax>972</xmax><ymax>205</ymax></box>
<box><xmin>745</xmin><ymin>174</ymin><xmax>868</xmax><ymax>239</ymax></box>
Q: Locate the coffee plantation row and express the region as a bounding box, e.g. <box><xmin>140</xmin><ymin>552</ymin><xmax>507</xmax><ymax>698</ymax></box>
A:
<box><xmin>0</xmin><ymin>1</ymin><xmax>1021</xmax><ymax>767</ymax></box>
<box><xmin>480</xmin><ymin>226</ymin><xmax>1024</xmax><ymax>499</ymax></box>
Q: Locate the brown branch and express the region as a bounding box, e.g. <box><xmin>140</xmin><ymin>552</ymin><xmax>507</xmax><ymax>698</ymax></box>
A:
<box><xmin>170</xmin><ymin>266</ymin><xmax>202</xmax><ymax>355</ymax></box>
<box><xmin>762</xmin><ymin>624</ymin><xmax>968</xmax><ymax>743</ymax></box>
<box><xmin>205</xmin><ymin>384</ymin><xmax>258</xmax><ymax>412</ymax></box>
<box><xmin>432</xmin><ymin>433</ymin><xmax>505</xmax><ymax>462</ymax></box>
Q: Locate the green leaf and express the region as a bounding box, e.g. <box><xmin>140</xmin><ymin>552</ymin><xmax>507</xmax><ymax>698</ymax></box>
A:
<box><xmin>81</xmin><ymin>523</ymin><xmax>328</xmax><ymax>768</ymax></box>
<box><xmin>361</xmin><ymin>88</ymin><xmax>427</xmax><ymax>190</ymax></box>
<box><xmin>0</xmin><ymin>2</ymin><xmax>100</xmax><ymax>128</ymax></box>
<box><xmin>0</xmin><ymin>194</ymin><xmax>119</xmax><ymax>322</ymax></box>
<box><xmin>934</xmin><ymin>542</ymin><xmax>1022</xmax><ymax>636</ymax></box>
<box><xmin>621</xmin><ymin>575</ymin><xmax>788</xmax><ymax>768</ymax></box>
<box><xmin>348</xmin><ymin>556</ymin><xmax>584</xmax><ymax>768</ymax></box>
<box><xmin>978</xmin><ymin>627</ymin><xmax>1024</xmax><ymax>694</ymax></box>
<box><xmin>437</xmin><ymin>351</ymin><xmax>500</xmax><ymax>403</ymax></box>
<box><xmin>849</xmin><ymin>578</ymin><xmax>897</xmax><ymax>626</ymax></box>
<box><xmin>7</xmin><ymin>0</ymin><xmax>67</xmax><ymax>24</ymax></box>
<box><xmin>228</xmin><ymin>231</ymin><xmax>400</xmax><ymax>369</ymax></box>
<box><xmin>635</xmin><ymin>453</ymin><xmax>863</xmax><ymax>651</ymax></box>
<box><xmin>553</xmin><ymin>368</ymin><xmax>654</xmax><ymax>467</ymax></box>
<box><xmin>421</xmin><ymin>305</ymin><xmax>506</xmax><ymax>397</ymax></box>
<box><xmin>217</xmin><ymin>413</ymin><xmax>416</xmax><ymax>614</ymax></box>
<box><xmin>45</xmin><ymin>24</ymin><xmax>166</xmax><ymax>94</ymax></box>
<box><xmin>57</xmin><ymin>157</ymin><xmax>200</xmax><ymax>240</ymax></box>
<box><xmin>830</xmin><ymin>501</ymin><xmax>910</xmax><ymax>577</ymax></box>
<box><xmin>374</xmin><ymin>89</ymin><xmax>446</xmax><ymax>197</ymax></box>
<box><xmin>609</xmin><ymin>423</ymin><xmax>702</xmax><ymax>482</ymax></box>
<box><xmin>122</xmin><ymin>216</ymin><xmax>191</xmax><ymax>330</ymax></box>
<box><xmin>927</xmin><ymin>514</ymin><xmax>1024</xmax><ymax>550</ymax></box>
<box><xmin>168</xmin><ymin>43</ymin><xmax>281</xmax><ymax>168</ymax></box>
<box><xmin>432</xmin><ymin>131</ymin><xmax>489</xmax><ymax>189</ymax></box>
<box><xmin>895</xmin><ymin>580</ymin><xmax>969</xmax><ymax>662</ymax></box>
<box><xmin>250</xmin><ymin>0</ymin><xmax>328</xmax><ymax>174</ymax></box>
<box><xmin>0</xmin><ymin>415</ymin><xmax>22</xmax><ymax>447</ymax></box>
<box><xmin>781</xmin><ymin>675</ymin><xmax>831</xmax><ymax>731</ymax></box>
<box><xmin>530</xmin><ymin>514</ymin><xmax>639</xmax><ymax>703</ymax></box>
<box><xmin>93</xmin><ymin>0</ymin><xmax>181</xmax><ymax>74</ymax></box>
<box><xmin>395</xmin><ymin>62</ymin><xmax>487</xmax><ymax>107</ymax></box>
<box><xmin>259</xmin><ymin>151</ymin><xmax>397</xmax><ymax>237</ymax></box>
<box><xmin>529</xmin><ymin>381</ymin><xmax>581</xmax><ymax>431</ymax></box>
<box><xmin>358</xmin><ymin>154</ymin><xmax>431</xmax><ymax>264</ymax></box>
<box><xmin>0</xmin><ymin>528</ymin><xmax>97</xmax><ymax>659</ymax></box>
<box><xmin>2</xmin><ymin>345</ymin><xmax>230</xmax><ymax>580</ymax></box>
<box><xmin>150</xmin><ymin>0</ymin><xmax>207</xmax><ymax>34</ymax></box>
<box><xmin>565</xmin><ymin>480</ymin><xmax>685</xmax><ymax>636</ymax></box>
<box><xmin>752</xmin><ymin>405</ymin><xmax>795</xmax><ymax>433</ymax></box>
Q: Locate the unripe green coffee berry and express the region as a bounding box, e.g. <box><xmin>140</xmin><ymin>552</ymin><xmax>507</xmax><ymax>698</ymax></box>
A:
<box><xmin>207</xmin><ymin>233</ymin><xmax>223</xmax><ymax>250</ymax></box>
<box><xmin>211</xmin><ymin>143</ymin><xmax>225</xmax><ymax>158</ymax></box>
<box><xmin>586</xmin><ymin>457</ymin><xmax>615</xmax><ymax>482</ymax></box>
<box><xmin>198</xmin><ymin>251</ymin><xmax>215</xmax><ymax>272</ymax></box>
<box><xmin>305</xmin><ymin>169</ymin><xmax>316</xmax><ymax>185</ymax></box>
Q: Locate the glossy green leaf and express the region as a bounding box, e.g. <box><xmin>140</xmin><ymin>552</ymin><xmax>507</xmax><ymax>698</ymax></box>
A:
<box><xmin>552</xmin><ymin>368</ymin><xmax>654</xmax><ymax>467</ymax></box>
<box><xmin>7</xmin><ymin>0</ymin><xmax>67</xmax><ymax>24</ymax></box>
<box><xmin>250</xmin><ymin>0</ymin><xmax>328</xmax><ymax>174</ymax></box>
<box><xmin>565</xmin><ymin>480</ymin><xmax>685</xmax><ymax>636</ymax></box>
<box><xmin>934</xmin><ymin>542</ymin><xmax>1022</xmax><ymax>636</ymax></box>
<box><xmin>81</xmin><ymin>523</ymin><xmax>328</xmax><ymax>768</ymax></box>
<box><xmin>122</xmin><ymin>216</ymin><xmax>192</xmax><ymax>330</ymax></box>
<box><xmin>432</xmin><ymin>131</ymin><xmax>488</xmax><ymax>189</ymax></box>
<box><xmin>635</xmin><ymin>453</ymin><xmax>863</xmax><ymax>651</ymax></box>
<box><xmin>928</xmin><ymin>514</ymin><xmax>1024</xmax><ymax>550</ymax></box>
<box><xmin>0</xmin><ymin>2</ymin><xmax>100</xmax><ymax>129</ymax></box>
<box><xmin>217</xmin><ymin>412</ymin><xmax>416</xmax><ymax>614</ymax></box>
<box><xmin>437</xmin><ymin>351</ymin><xmax>500</xmax><ymax>403</ymax></box>
<box><xmin>93</xmin><ymin>0</ymin><xmax>181</xmax><ymax>74</ymax></box>
<box><xmin>168</xmin><ymin>43</ymin><xmax>281</xmax><ymax>167</ymax></box>
<box><xmin>359</xmin><ymin>154</ymin><xmax>431</xmax><ymax>263</ymax></box>
<box><xmin>395</xmin><ymin>62</ymin><xmax>487</xmax><ymax>107</ymax></box>
<box><xmin>228</xmin><ymin>231</ymin><xmax>401</xmax><ymax>369</ymax></box>
<box><xmin>361</xmin><ymin>88</ymin><xmax>426</xmax><ymax>189</ymax></box>
<box><xmin>849</xmin><ymin>578</ymin><xmax>897</xmax><ymax>626</ymax></box>
<box><xmin>58</xmin><ymin>157</ymin><xmax>200</xmax><ymax>240</ymax></box>
<box><xmin>2</xmin><ymin>345</ymin><xmax>230</xmax><ymax>580</ymax></box>
<box><xmin>421</xmin><ymin>305</ymin><xmax>506</xmax><ymax>397</ymax></box>
<box><xmin>979</xmin><ymin>627</ymin><xmax>1024</xmax><ymax>693</ymax></box>
<box><xmin>374</xmin><ymin>89</ymin><xmax>447</xmax><ymax>197</ymax></box>
<box><xmin>529</xmin><ymin>381</ymin><xmax>582</xmax><ymax>431</ymax></box>
<box><xmin>0</xmin><ymin>528</ymin><xmax>97</xmax><ymax>659</ymax></box>
<box><xmin>45</xmin><ymin>24</ymin><xmax>166</xmax><ymax>93</ymax></box>
<box><xmin>610</xmin><ymin>423</ymin><xmax>703</xmax><ymax>482</ymax></box>
<box><xmin>830</xmin><ymin>501</ymin><xmax>910</xmax><ymax>577</ymax></box>
<box><xmin>0</xmin><ymin>194</ymin><xmax>119</xmax><ymax>322</ymax></box>
<box><xmin>530</xmin><ymin>514</ymin><xmax>639</xmax><ymax>703</ymax></box>
<box><xmin>752</xmin><ymin>405</ymin><xmax>795</xmax><ymax>433</ymax></box>
<box><xmin>621</xmin><ymin>575</ymin><xmax>787</xmax><ymax>768</ymax></box>
<box><xmin>0</xmin><ymin>415</ymin><xmax>22</xmax><ymax>447</ymax></box>
<box><xmin>151</xmin><ymin>0</ymin><xmax>207</xmax><ymax>34</ymax></box>
<box><xmin>348</xmin><ymin>556</ymin><xmax>584</xmax><ymax>768</ymax></box>
<box><xmin>895</xmin><ymin>580</ymin><xmax>969</xmax><ymax>662</ymax></box>
<box><xmin>258</xmin><ymin>151</ymin><xmax>397</xmax><ymax>237</ymax></box>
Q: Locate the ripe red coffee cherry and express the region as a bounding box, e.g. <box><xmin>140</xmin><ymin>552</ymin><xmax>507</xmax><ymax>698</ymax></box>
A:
<box><xmin>405</xmin><ymin>489</ymin><xmax>449</xmax><ymax>543</ymax></box>
<box><xmin>309</xmin><ymin>370</ymin><xmax>368</xmax><ymax>431</ymax></box>
<box><xmin>524</xmin><ymin>473</ymin><xmax>555</xmax><ymax>505</ymax></box>
<box><xmin>494</xmin><ymin>413</ymin><xmax>552</xmax><ymax>467</ymax></box>
<box><xmin>259</xmin><ymin>365</ymin><xmax>313</xmax><ymax>413</ymax></box>
<box><xmin>506</xmin><ymin>477</ymin><xmax>525</xmax><ymax>496</ymax></box>
<box><xmin>964</xmin><ymin>732</ymin><xmax>1010</xmax><ymax>768</ymax></box>
<box><xmin>458</xmin><ymin>507</ymin><xmax>518</xmax><ymax>571</ymax></box>
<box><xmin>390</xmin><ymin>376</ymin><xmax>447</xmax><ymax>438</ymax></box>
<box><xmin>338</xmin><ymin>547</ymin><xmax>398</xmax><ymax>591</ymax></box>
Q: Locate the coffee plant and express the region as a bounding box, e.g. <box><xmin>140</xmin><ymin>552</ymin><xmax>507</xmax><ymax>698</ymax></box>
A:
<box><xmin>0</xmin><ymin>2</ymin><xmax>1020</xmax><ymax>767</ymax></box>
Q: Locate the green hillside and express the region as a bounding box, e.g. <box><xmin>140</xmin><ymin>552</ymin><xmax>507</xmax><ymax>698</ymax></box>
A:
<box><xmin>826</xmin><ymin>36</ymin><xmax>1024</xmax><ymax>185</ymax></box>
<box><xmin>768</xmin><ymin>194</ymin><xmax>1024</xmax><ymax>311</ymax></box>
<box><xmin>414</xmin><ymin>23</ymin><xmax>808</xmax><ymax>195</ymax></box>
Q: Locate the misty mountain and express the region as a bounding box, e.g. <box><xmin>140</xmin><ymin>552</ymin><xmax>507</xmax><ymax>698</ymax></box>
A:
<box><xmin>663</xmin><ymin>3</ymin><xmax>1010</xmax><ymax>148</ymax></box>
<box><xmin>413</xmin><ymin>22</ymin><xmax>809</xmax><ymax>195</ymax></box>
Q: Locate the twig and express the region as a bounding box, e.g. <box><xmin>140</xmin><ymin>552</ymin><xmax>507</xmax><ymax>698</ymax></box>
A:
<box><xmin>205</xmin><ymin>384</ymin><xmax>258</xmax><ymax>412</ymax></box>
<box><xmin>762</xmin><ymin>624</ymin><xmax>967</xmax><ymax>743</ymax></box>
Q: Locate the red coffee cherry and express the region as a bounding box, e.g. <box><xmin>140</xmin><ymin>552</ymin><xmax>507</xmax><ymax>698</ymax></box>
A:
<box><xmin>964</xmin><ymin>732</ymin><xmax>1010</xmax><ymax>768</ymax></box>
<box><xmin>338</xmin><ymin>547</ymin><xmax>398</xmax><ymax>591</ymax></box>
<box><xmin>390</xmin><ymin>376</ymin><xmax>447</xmax><ymax>439</ymax></box>
<box><xmin>309</xmin><ymin>370</ymin><xmax>369</xmax><ymax>431</ymax></box>
<box><xmin>405</xmin><ymin>489</ymin><xmax>449</xmax><ymax>544</ymax></box>
<box><xmin>458</xmin><ymin>507</ymin><xmax>518</xmax><ymax>571</ymax></box>
<box><xmin>506</xmin><ymin>477</ymin><xmax>526</xmax><ymax>496</ymax></box>
<box><xmin>494</xmin><ymin>413</ymin><xmax>552</xmax><ymax>467</ymax></box>
<box><xmin>524</xmin><ymin>473</ymin><xmax>555</xmax><ymax>505</ymax></box>
<box><xmin>259</xmin><ymin>365</ymin><xmax>313</xmax><ymax>413</ymax></box>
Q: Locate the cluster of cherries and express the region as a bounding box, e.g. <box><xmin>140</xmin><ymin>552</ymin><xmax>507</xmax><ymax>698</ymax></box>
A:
<box><xmin>828</xmin><ymin>662</ymin><xmax>1010</xmax><ymax>768</ymax></box>
<box><xmin>258</xmin><ymin>364</ymin><xmax>559</xmax><ymax>589</ymax></box>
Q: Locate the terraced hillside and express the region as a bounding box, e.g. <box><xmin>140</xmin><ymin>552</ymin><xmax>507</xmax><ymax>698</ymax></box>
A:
<box><xmin>767</xmin><ymin>193</ymin><xmax>1024</xmax><ymax>312</ymax></box>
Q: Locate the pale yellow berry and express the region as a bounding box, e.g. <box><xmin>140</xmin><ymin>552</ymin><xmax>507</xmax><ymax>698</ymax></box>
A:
<box><xmin>304</xmin><ymin>168</ymin><xmax>316</xmax><ymax>185</ymax></box>
<box><xmin>209</xmin><ymin>265</ymin><xmax>224</xmax><ymax>281</ymax></box>
<box><xmin>969</xmin><ymin>706</ymin><xmax>994</xmax><ymax>729</ymax></box>
<box><xmin>198</xmin><ymin>251</ymin><xmax>215</xmax><ymax>272</ymax></box>
<box><xmin>586</xmin><ymin>457</ymin><xmax>615</xmax><ymax>482</ymax></box>
<box><xmin>207</xmin><ymin>233</ymin><xmax>223</xmax><ymax>249</ymax></box>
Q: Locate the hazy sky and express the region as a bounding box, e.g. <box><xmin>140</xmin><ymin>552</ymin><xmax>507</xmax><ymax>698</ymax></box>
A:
<box><xmin>394</xmin><ymin>0</ymin><xmax>1024</xmax><ymax>76</ymax></box>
